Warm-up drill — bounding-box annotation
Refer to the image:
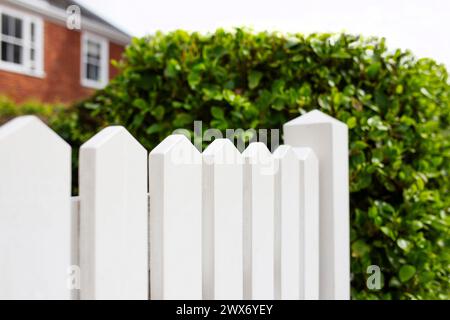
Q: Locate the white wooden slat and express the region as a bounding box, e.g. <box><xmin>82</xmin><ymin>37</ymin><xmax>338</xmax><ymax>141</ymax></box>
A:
<box><xmin>0</xmin><ymin>116</ymin><xmax>72</xmax><ymax>300</ymax></box>
<box><xmin>242</xmin><ymin>142</ymin><xmax>276</xmax><ymax>300</ymax></box>
<box><xmin>273</xmin><ymin>146</ymin><xmax>319</xmax><ymax>300</ymax></box>
<box><xmin>79</xmin><ymin>126</ymin><xmax>148</xmax><ymax>300</ymax></box>
<box><xmin>202</xmin><ymin>139</ymin><xmax>243</xmax><ymax>300</ymax></box>
<box><xmin>294</xmin><ymin>147</ymin><xmax>319</xmax><ymax>300</ymax></box>
<box><xmin>284</xmin><ymin>110</ymin><xmax>350</xmax><ymax>300</ymax></box>
<box><xmin>149</xmin><ymin>135</ymin><xmax>202</xmax><ymax>300</ymax></box>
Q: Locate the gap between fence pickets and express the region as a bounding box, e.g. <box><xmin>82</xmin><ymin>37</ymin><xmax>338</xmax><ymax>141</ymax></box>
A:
<box><xmin>70</xmin><ymin>197</ymin><xmax>80</xmax><ymax>300</ymax></box>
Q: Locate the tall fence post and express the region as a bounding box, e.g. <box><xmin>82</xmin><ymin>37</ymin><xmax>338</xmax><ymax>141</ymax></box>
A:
<box><xmin>0</xmin><ymin>116</ymin><xmax>72</xmax><ymax>299</ymax></box>
<box><xmin>149</xmin><ymin>135</ymin><xmax>202</xmax><ymax>300</ymax></box>
<box><xmin>284</xmin><ymin>110</ymin><xmax>350</xmax><ymax>300</ymax></box>
<box><xmin>79</xmin><ymin>126</ymin><xmax>148</xmax><ymax>300</ymax></box>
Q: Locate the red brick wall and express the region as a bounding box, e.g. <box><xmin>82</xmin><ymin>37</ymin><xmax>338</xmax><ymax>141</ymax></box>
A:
<box><xmin>0</xmin><ymin>20</ymin><xmax>125</xmax><ymax>104</ymax></box>
<box><xmin>110</xmin><ymin>42</ymin><xmax>125</xmax><ymax>79</ymax></box>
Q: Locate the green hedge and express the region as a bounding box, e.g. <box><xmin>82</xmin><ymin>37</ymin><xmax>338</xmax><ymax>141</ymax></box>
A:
<box><xmin>5</xmin><ymin>29</ymin><xmax>450</xmax><ymax>299</ymax></box>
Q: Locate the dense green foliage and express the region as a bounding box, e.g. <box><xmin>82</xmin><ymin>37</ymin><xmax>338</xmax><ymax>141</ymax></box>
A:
<box><xmin>0</xmin><ymin>96</ymin><xmax>74</xmax><ymax>133</ymax></box>
<box><xmin>2</xmin><ymin>29</ymin><xmax>449</xmax><ymax>299</ymax></box>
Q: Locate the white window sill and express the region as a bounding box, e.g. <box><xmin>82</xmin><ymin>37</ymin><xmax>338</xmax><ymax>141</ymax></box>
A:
<box><xmin>0</xmin><ymin>61</ymin><xmax>45</xmax><ymax>79</ymax></box>
<box><xmin>81</xmin><ymin>78</ymin><xmax>108</xmax><ymax>90</ymax></box>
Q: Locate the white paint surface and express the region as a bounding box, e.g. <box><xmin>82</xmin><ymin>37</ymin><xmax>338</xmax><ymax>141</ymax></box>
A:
<box><xmin>79</xmin><ymin>126</ymin><xmax>148</xmax><ymax>300</ymax></box>
<box><xmin>284</xmin><ymin>110</ymin><xmax>350</xmax><ymax>300</ymax></box>
<box><xmin>0</xmin><ymin>116</ymin><xmax>72</xmax><ymax>300</ymax></box>
<box><xmin>273</xmin><ymin>145</ymin><xmax>319</xmax><ymax>300</ymax></box>
<box><xmin>202</xmin><ymin>139</ymin><xmax>243</xmax><ymax>300</ymax></box>
<box><xmin>149</xmin><ymin>135</ymin><xmax>202</xmax><ymax>300</ymax></box>
<box><xmin>242</xmin><ymin>142</ymin><xmax>276</xmax><ymax>300</ymax></box>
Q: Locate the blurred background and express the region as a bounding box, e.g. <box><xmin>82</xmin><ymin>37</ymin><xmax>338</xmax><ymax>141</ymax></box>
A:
<box><xmin>78</xmin><ymin>0</ymin><xmax>450</xmax><ymax>68</ymax></box>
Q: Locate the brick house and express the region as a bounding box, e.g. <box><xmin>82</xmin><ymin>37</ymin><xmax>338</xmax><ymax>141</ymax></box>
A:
<box><xmin>0</xmin><ymin>0</ymin><xmax>130</xmax><ymax>104</ymax></box>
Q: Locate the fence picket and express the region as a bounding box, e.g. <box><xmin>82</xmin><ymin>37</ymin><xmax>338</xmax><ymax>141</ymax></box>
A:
<box><xmin>0</xmin><ymin>116</ymin><xmax>72</xmax><ymax>299</ymax></box>
<box><xmin>242</xmin><ymin>142</ymin><xmax>277</xmax><ymax>300</ymax></box>
<box><xmin>273</xmin><ymin>146</ymin><xmax>319</xmax><ymax>300</ymax></box>
<box><xmin>149</xmin><ymin>135</ymin><xmax>202</xmax><ymax>300</ymax></box>
<box><xmin>79</xmin><ymin>126</ymin><xmax>148</xmax><ymax>300</ymax></box>
<box><xmin>202</xmin><ymin>139</ymin><xmax>243</xmax><ymax>300</ymax></box>
<box><xmin>284</xmin><ymin>110</ymin><xmax>350</xmax><ymax>300</ymax></box>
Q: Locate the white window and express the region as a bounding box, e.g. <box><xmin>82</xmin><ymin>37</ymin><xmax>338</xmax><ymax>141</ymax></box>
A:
<box><xmin>81</xmin><ymin>32</ymin><xmax>109</xmax><ymax>89</ymax></box>
<box><xmin>0</xmin><ymin>5</ymin><xmax>44</xmax><ymax>77</ymax></box>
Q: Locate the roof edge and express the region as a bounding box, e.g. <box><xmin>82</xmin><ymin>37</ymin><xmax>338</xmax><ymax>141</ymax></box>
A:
<box><xmin>2</xmin><ymin>0</ymin><xmax>132</xmax><ymax>45</ymax></box>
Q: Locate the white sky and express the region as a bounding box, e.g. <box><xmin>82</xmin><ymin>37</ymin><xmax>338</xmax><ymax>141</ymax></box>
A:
<box><xmin>76</xmin><ymin>0</ymin><xmax>450</xmax><ymax>68</ymax></box>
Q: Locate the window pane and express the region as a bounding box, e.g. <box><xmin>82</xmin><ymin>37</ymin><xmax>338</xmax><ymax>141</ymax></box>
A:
<box><xmin>1</xmin><ymin>14</ymin><xmax>11</xmax><ymax>36</ymax></box>
<box><xmin>88</xmin><ymin>51</ymin><xmax>100</xmax><ymax>61</ymax></box>
<box><xmin>87</xmin><ymin>55</ymin><xmax>100</xmax><ymax>66</ymax></box>
<box><xmin>94</xmin><ymin>65</ymin><xmax>99</xmax><ymax>81</ymax></box>
<box><xmin>30</xmin><ymin>23</ymin><xmax>35</xmax><ymax>42</ymax></box>
<box><xmin>84</xmin><ymin>38</ymin><xmax>103</xmax><ymax>82</ymax></box>
<box><xmin>13</xmin><ymin>44</ymin><xmax>22</xmax><ymax>64</ymax></box>
<box><xmin>86</xmin><ymin>63</ymin><xmax>100</xmax><ymax>81</ymax></box>
<box><xmin>87</xmin><ymin>40</ymin><xmax>101</xmax><ymax>56</ymax></box>
<box><xmin>86</xmin><ymin>64</ymin><xmax>92</xmax><ymax>80</ymax></box>
<box><xmin>30</xmin><ymin>47</ymin><xmax>36</xmax><ymax>70</ymax></box>
<box><xmin>0</xmin><ymin>41</ymin><xmax>21</xmax><ymax>64</ymax></box>
<box><xmin>1</xmin><ymin>41</ymin><xmax>12</xmax><ymax>62</ymax></box>
<box><xmin>1</xmin><ymin>41</ymin><xmax>8</xmax><ymax>62</ymax></box>
<box><xmin>1</xmin><ymin>14</ymin><xmax>23</xmax><ymax>39</ymax></box>
<box><xmin>14</xmin><ymin>18</ymin><xmax>22</xmax><ymax>39</ymax></box>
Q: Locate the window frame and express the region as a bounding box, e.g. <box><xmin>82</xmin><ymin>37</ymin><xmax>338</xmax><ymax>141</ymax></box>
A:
<box><xmin>0</xmin><ymin>5</ymin><xmax>44</xmax><ymax>78</ymax></box>
<box><xmin>81</xmin><ymin>32</ymin><xmax>109</xmax><ymax>89</ymax></box>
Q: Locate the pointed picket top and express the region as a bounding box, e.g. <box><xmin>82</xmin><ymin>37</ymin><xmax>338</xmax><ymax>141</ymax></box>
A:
<box><xmin>149</xmin><ymin>134</ymin><xmax>202</xmax><ymax>300</ymax></box>
<box><xmin>273</xmin><ymin>144</ymin><xmax>295</xmax><ymax>160</ymax></box>
<box><xmin>273</xmin><ymin>145</ymin><xmax>318</xmax><ymax>166</ymax></box>
<box><xmin>283</xmin><ymin>109</ymin><xmax>349</xmax><ymax>300</ymax></box>
<box><xmin>150</xmin><ymin>134</ymin><xmax>187</xmax><ymax>154</ymax></box>
<box><xmin>203</xmin><ymin>138</ymin><xmax>237</xmax><ymax>156</ymax></box>
<box><xmin>0</xmin><ymin>115</ymin><xmax>71</xmax><ymax>299</ymax></box>
<box><xmin>243</xmin><ymin>142</ymin><xmax>276</xmax><ymax>176</ymax></box>
<box><xmin>79</xmin><ymin>125</ymin><xmax>148</xmax><ymax>300</ymax></box>
<box><xmin>242</xmin><ymin>141</ymin><xmax>272</xmax><ymax>158</ymax></box>
<box><xmin>0</xmin><ymin>115</ymin><xmax>70</xmax><ymax>149</ymax></box>
<box><xmin>203</xmin><ymin>138</ymin><xmax>243</xmax><ymax>166</ymax></box>
<box><xmin>150</xmin><ymin>134</ymin><xmax>201</xmax><ymax>166</ymax></box>
<box><xmin>284</xmin><ymin>109</ymin><xmax>347</xmax><ymax>129</ymax></box>
<box><xmin>81</xmin><ymin>126</ymin><xmax>146</xmax><ymax>154</ymax></box>
<box><xmin>273</xmin><ymin>144</ymin><xmax>319</xmax><ymax>300</ymax></box>
<box><xmin>202</xmin><ymin>138</ymin><xmax>244</xmax><ymax>300</ymax></box>
<box><xmin>242</xmin><ymin>141</ymin><xmax>276</xmax><ymax>300</ymax></box>
<box><xmin>273</xmin><ymin>145</ymin><xmax>317</xmax><ymax>169</ymax></box>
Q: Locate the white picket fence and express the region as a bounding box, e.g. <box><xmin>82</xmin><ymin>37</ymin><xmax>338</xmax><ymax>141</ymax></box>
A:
<box><xmin>0</xmin><ymin>109</ymin><xmax>349</xmax><ymax>300</ymax></box>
